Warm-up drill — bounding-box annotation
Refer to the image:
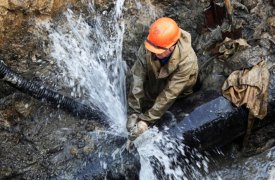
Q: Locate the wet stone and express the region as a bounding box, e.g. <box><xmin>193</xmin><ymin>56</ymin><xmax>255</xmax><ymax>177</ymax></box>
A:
<box><xmin>267</xmin><ymin>16</ymin><xmax>275</xmax><ymax>34</ymax></box>
<box><xmin>46</xmin><ymin>145</ymin><xmax>64</xmax><ymax>154</ymax></box>
<box><xmin>83</xmin><ymin>145</ymin><xmax>94</xmax><ymax>155</ymax></box>
<box><xmin>70</xmin><ymin>147</ymin><xmax>78</xmax><ymax>157</ymax></box>
<box><xmin>85</xmin><ymin>122</ymin><xmax>96</xmax><ymax>131</ymax></box>
<box><xmin>0</xmin><ymin>168</ymin><xmax>13</xmax><ymax>177</ymax></box>
<box><xmin>225</xmin><ymin>46</ymin><xmax>264</xmax><ymax>71</ymax></box>
<box><xmin>77</xmin><ymin>141</ymin><xmax>85</xmax><ymax>148</ymax></box>
<box><xmin>76</xmin><ymin>132</ymin><xmax>83</xmax><ymax>139</ymax></box>
<box><xmin>78</xmin><ymin>120</ymin><xmax>85</xmax><ymax>125</ymax></box>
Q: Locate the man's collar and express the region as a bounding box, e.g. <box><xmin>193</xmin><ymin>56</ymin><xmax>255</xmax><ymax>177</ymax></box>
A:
<box><xmin>149</xmin><ymin>44</ymin><xmax>181</xmax><ymax>79</ymax></box>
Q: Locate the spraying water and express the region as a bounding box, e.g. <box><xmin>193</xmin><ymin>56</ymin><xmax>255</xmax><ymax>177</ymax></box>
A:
<box><xmin>135</xmin><ymin>127</ymin><xmax>210</xmax><ymax>179</ymax></box>
<box><xmin>45</xmin><ymin>0</ymin><xmax>127</xmax><ymax>134</ymax></box>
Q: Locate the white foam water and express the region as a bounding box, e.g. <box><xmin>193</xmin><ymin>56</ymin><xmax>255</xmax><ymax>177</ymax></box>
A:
<box><xmin>135</xmin><ymin>127</ymin><xmax>209</xmax><ymax>179</ymax></box>
<box><xmin>44</xmin><ymin>0</ymin><xmax>127</xmax><ymax>134</ymax></box>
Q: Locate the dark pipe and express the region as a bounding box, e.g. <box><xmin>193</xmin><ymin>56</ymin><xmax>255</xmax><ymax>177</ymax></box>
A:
<box><xmin>148</xmin><ymin>92</ymin><xmax>275</xmax><ymax>179</ymax></box>
<box><xmin>158</xmin><ymin>90</ymin><xmax>275</xmax><ymax>150</ymax></box>
<box><xmin>168</xmin><ymin>96</ymin><xmax>248</xmax><ymax>149</ymax></box>
<box><xmin>0</xmin><ymin>61</ymin><xmax>109</xmax><ymax>125</ymax></box>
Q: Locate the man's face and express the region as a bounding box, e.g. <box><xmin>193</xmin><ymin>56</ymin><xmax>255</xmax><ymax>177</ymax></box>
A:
<box><xmin>155</xmin><ymin>45</ymin><xmax>175</xmax><ymax>59</ymax></box>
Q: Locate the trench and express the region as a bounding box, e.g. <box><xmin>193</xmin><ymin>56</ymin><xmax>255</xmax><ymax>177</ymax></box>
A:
<box><xmin>0</xmin><ymin>0</ymin><xmax>274</xmax><ymax>179</ymax></box>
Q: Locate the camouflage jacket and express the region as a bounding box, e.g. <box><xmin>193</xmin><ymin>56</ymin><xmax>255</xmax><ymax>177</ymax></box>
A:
<box><xmin>128</xmin><ymin>29</ymin><xmax>198</xmax><ymax>123</ymax></box>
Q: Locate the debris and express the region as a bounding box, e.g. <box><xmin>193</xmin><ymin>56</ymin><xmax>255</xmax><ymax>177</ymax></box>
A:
<box><xmin>222</xmin><ymin>61</ymin><xmax>269</xmax><ymax>120</ymax></box>
<box><xmin>255</xmin><ymin>139</ymin><xmax>275</xmax><ymax>154</ymax></box>
<box><xmin>267</xmin><ymin>16</ymin><xmax>275</xmax><ymax>37</ymax></box>
<box><xmin>225</xmin><ymin>45</ymin><xmax>265</xmax><ymax>72</ymax></box>
<box><xmin>70</xmin><ymin>147</ymin><xmax>78</xmax><ymax>157</ymax></box>
<box><xmin>221</xmin><ymin>26</ymin><xmax>243</xmax><ymax>40</ymax></box>
<box><xmin>83</xmin><ymin>145</ymin><xmax>94</xmax><ymax>155</ymax></box>
<box><xmin>204</xmin><ymin>0</ymin><xmax>244</xmax><ymax>40</ymax></box>
<box><xmin>125</xmin><ymin>139</ymin><xmax>135</xmax><ymax>153</ymax></box>
<box><xmin>214</xmin><ymin>37</ymin><xmax>250</xmax><ymax>60</ymax></box>
<box><xmin>204</xmin><ymin>1</ymin><xmax>227</xmax><ymax>29</ymax></box>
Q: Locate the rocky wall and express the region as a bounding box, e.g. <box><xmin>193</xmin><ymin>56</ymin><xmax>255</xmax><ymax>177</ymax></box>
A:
<box><xmin>0</xmin><ymin>0</ymin><xmax>80</xmax><ymax>77</ymax></box>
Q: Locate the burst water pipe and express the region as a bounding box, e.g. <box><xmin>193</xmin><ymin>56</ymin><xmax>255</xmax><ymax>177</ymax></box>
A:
<box><xmin>0</xmin><ymin>60</ymin><xmax>109</xmax><ymax>126</ymax></box>
<box><xmin>157</xmin><ymin>89</ymin><xmax>275</xmax><ymax>150</ymax></box>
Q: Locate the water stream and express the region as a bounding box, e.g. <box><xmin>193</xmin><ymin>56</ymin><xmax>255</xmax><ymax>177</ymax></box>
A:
<box><xmin>45</xmin><ymin>0</ymin><xmax>127</xmax><ymax>134</ymax></box>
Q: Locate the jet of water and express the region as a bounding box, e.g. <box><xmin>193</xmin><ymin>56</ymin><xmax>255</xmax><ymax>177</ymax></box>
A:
<box><xmin>44</xmin><ymin>1</ymin><xmax>127</xmax><ymax>134</ymax></box>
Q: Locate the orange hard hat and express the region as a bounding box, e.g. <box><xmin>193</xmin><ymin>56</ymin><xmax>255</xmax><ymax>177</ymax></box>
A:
<box><xmin>145</xmin><ymin>17</ymin><xmax>181</xmax><ymax>54</ymax></box>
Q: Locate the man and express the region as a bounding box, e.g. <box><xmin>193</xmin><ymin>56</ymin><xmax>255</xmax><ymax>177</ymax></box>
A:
<box><xmin>127</xmin><ymin>17</ymin><xmax>198</xmax><ymax>140</ymax></box>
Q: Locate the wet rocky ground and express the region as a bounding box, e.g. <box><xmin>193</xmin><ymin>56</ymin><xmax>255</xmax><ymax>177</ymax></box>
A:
<box><xmin>0</xmin><ymin>93</ymin><xmax>139</xmax><ymax>179</ymax></box>
<box><xmin>0</xmin><ymin>0</ymin><xmax>274</xmax><ymax>179</ymax></box>
<box><xmin>206</xmin><ymin>122</ymin><xmax>275</xmax><ymax>179</ymax></box>
<box><xmin>0</xmin><ymin>93</ymin><xmax>100</xmax><ymax>179</ymax></box>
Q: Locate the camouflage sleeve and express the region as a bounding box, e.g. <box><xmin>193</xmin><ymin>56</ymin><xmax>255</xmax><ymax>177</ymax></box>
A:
<box><xmin>128</xmin><ymin>46</ymin><xmax>147</xmax><ymax>113</ymax></box>
<box><xmin>141</xmin><ymin>57</ymin><xmax>198</xmax><ymax>123</ymax></box>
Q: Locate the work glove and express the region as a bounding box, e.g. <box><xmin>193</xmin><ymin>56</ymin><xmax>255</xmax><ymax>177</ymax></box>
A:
<box><xmin>127</xmin><ymin>113</ymin><xmax>139</xmax><ymax>131</ymax></box>
<box><xmin>128</xmin><ymin>120</ymin><xmax>148</xmax><ymax>141</ymax></box>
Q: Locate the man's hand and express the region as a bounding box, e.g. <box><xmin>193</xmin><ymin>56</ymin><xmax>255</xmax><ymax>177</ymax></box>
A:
<box><xmin>128</xmin><ymin>120</ymin><xmax>149</xmax><ymax>141</ymax></box>
<box><xmin>127</xmin><ymin>113</ymin><xmax>139</xmax><ymax>131</ymax></box>
<box><xmin>127</xmin><ymin>113</ymin><xmax>150</xmax><ymax>141</ymax></box>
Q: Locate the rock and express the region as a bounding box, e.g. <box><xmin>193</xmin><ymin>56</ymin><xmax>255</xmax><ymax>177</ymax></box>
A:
<box><xmin>0</xmin><ymin>114</ymin><xmax>10</xmax><ymax>128</ymax></box>
<box><xmin>0</xmin><ymin>108</ymin><xmax>20</xmax><ymax>128</ymax></box>
<box><xmin>242</xmin><ymin>0</ymin><xmax>258</xmax><ymax>10</ymax></box>
<box><xmin>9</xmin><ymin>0</ymin><xmax>31</xmax><ymax>11</ymax></box>
<box><xmin>2</xmin><ymin>0</ymin><xmax>77</xmax><ymax>14</ymax></box>
<box><xmin>215</xmin><ymin>38</ymin><xmax>250</xmax><ymax>60</ymax></box>
<box><xmin>31</xmin><ymin>0</ymin><xmax>57</xmax><ymax>14</ymax></box>
<box><xmin>85</xmin><ymin>122</ymin><xmax>96</xmax><ymax>131</ymax></box>
<box><xmin>73</xmin><ymin>132</ymin><xmax>140</xmax><ymax>180</ymax></box>
<box><xmin>226</xmin><ymin>46</ymin><xmax>264</xmax><ymax>72</ymax></box>
<box><xmin>255</xmin><ymin>139</ymin><xmax>275</xmax><ymax>154</ymax></box>
<box><xmin>70</xmin><ymin>147</ymin><xmax>78</xmax><ymax>157</ymax></box>
<box><xmin>0</xmin><ymin>167</ymin><xmax>12</xmax><ymax>178</ymax></box>
<box><xmin>267</xmin><ymin>16</ymin><xmax>275</xmax><ymax>36</ymax></box>
<box><xmin>83</xmin><ymin>145</ymin><xmax>94</xmax><ymax>155</ymax></box>
<box><xmin>0</xmin><ymin>0</ymin><xmax>9</xmax><ymax>9</ymax></box>
<box><xmin>77</xmin><ymin>141</ymin><xmax>85</xmax><ymax>148</ymax></box>
<box><xmin>14</xmin><ymin>101</ymin><xmax>33</xmax><ymax>117</ymax></box>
